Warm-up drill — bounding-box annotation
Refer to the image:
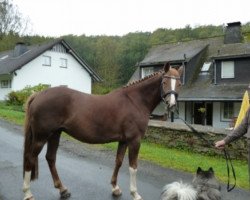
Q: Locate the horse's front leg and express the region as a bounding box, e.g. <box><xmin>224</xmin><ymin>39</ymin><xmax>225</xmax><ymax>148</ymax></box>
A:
<box><xmin>111</xmin><ymin>141</ymin><xmax>127</xmax><ymax>196</ymax></box>
<box><xmin>128</xmin><ymin>138</ymin><xmax>143</xmax><ymax>200</ymax></box>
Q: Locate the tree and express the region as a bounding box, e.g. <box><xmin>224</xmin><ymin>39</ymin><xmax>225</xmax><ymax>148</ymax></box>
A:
<box><xmin>0</xmin><ymin>0</ymin><xmax>30</xmax><ymax>38</ymax></box>
<box><xmin>94</xmin><ymin>36</ymin><xmax>120</xmax><ymax>89</ymax></box>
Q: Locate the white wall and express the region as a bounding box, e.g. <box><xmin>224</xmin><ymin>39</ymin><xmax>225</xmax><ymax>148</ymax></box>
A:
<box><xmin>212</xmin><ymin>102</ymin><xmax>241</xmax><ymax>129</ymax></box>
<box><xmin>174</xmin><ymin>101</ymin><xmax>185</xmax><ymax>123</ymax></box>
<box><xmin>11</xmin><ymin>50</ymin><xmax>92</xmax><ymax>94</ymax></box>
<box><xmin>0</xmin><ymin>87</ymin><xmax>11</xmax><ymax>100</ymax></box>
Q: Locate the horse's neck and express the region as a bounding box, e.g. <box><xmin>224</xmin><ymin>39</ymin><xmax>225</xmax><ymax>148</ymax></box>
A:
<box><xmin>126</xmin><ymin>74</ymin><xmax>162</xmax><ymax>114</ymax></box>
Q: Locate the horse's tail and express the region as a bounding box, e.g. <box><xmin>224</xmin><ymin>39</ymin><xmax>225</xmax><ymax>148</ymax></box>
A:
<box><xmin>23</xmin><ymin>93</ymin><xmax>39</xmax><ymax>180</ymax></box>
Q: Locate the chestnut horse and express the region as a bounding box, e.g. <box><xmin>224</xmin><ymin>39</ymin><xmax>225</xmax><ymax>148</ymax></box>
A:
<box><xmin>22</xmin><ymin>63</ymin><xmax>183</xmax><ymax>200</ymax></box>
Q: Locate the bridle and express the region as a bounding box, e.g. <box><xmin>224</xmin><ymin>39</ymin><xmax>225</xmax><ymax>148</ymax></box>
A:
<box><xmin>160</xmin><ymin>74</ymin><xmax>181</xmax><ymax>103</ymax></box>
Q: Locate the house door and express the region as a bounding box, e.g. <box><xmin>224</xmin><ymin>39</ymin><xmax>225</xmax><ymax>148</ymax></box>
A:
<box><xmin>193</xmin><ymin>102</ymin><xmax>213</xmax><ymax>126</ymax></box>
<box><xmin>206</xmin><ymin>102</ymin><xmax>213</xmax><ymax>126</ymax></box>
<box><xmin>193</xmin><ymin>102</ymin><xmax>205</xmax><ymax>125</ymax></box>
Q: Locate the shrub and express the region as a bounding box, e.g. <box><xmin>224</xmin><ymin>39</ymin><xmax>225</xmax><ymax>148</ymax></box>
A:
<box><xmin>6</xmin><ymin>84</ymin><xmax>49</xmax><ymax>106</ymax></box>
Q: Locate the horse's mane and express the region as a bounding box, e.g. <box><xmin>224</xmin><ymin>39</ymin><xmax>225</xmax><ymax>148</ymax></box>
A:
<box><xmin>124</xmin><ymin>70</ymin><xmax>163</xmax><ymax>88</ymax></box>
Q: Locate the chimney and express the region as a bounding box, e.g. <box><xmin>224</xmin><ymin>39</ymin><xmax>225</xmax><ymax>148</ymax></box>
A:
<box><xmin>13</xmin><ymin>42</ymin><xmax>28</xmax><ymax>57</ymax></box>
<box><xmin>224</xmin><ymin>22</ymin><xmax>243</xmax><ymax>44</ymax></box>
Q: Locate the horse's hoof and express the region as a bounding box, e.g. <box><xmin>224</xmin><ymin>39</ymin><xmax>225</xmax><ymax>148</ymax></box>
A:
<box><xmin>112</xmin><ymin>185</ymin><xmax>122</xmax><ymax>196</ymax></box>
<box><xmin>131</xmin><ymin>192</ymin><xmax>143</xmax><ymax>200</ymax></box>
<box><xmin>60</xmin><ymin>189</ymin><xmax>71</xmax><ymax>199</ymax></box>
<box><xmin>24</xmin><ymin>195</ymin><xmax>35</xmax><ymax>200</ymax></box>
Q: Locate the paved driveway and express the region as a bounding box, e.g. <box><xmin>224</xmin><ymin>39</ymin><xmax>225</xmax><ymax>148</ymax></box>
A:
<box><xmin>0</xmin><ymin>120</ymin><xmax>249</xmax><ymax>200</ymax></box>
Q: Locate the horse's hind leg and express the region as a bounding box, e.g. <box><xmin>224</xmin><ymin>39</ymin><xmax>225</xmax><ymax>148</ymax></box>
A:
<box><xmin>23</xmin><ymin>140</ymin><xmax>46</xmax><ymax>200</ymax></box>
<box><xmin>46</xmin><ymin>132</ymin><xmax>71</xmax><ymax>199</ymax></box>
<box><xmin>111</xmin><ymin>141</ymin><xmax>127</xmax><ymax>196</ymax></box>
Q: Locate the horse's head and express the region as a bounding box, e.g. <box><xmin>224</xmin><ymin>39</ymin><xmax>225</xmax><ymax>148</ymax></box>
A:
<box><xmin>161</xmin><ymin>62</ymin><xmax>183</xmax><ymax>112</ymax></box>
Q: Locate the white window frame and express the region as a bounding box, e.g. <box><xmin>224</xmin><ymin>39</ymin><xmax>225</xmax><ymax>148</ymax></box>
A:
<box><xmin>42</xmin><ymin>55</ymin><xmax>51</xmax><ymax>66</ymax></box>
<box><xmin>1</xmin><ymin>80</ymin><xmax>11</xmax><ymax>88</ymax></box>
<box><xmin>141</xmin><ymin>67</ymin><xmax>154</xmax><ymax>78</ymax></box>
<box><xmin>221</xmin><ymin>61</ymin><xmax>234</xmax><ymax>78</ymax></box>
<box><xmin>221</xmin><ymin>102</ymin><xmax>234</xmax><ymax>121</ymax></box>
<box><xmin>60</xmin><ymin>58</ymin><xmax>67</xmax><ymax>68</ymax></box>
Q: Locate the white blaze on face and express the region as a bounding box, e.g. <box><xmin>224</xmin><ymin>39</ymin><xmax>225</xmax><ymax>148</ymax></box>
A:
<box><xmin>169</xmin><ymin>78</ymin><xmax>176</xmax><ymax>107</ymax></box>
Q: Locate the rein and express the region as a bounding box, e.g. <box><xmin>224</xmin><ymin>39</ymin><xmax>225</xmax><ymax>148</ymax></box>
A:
<box><xmin>173</xmin><ymin>109</ymin><xmax>236</xmax><ymax>192</ymax></box>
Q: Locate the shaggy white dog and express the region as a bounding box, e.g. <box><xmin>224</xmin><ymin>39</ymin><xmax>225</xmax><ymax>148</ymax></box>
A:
<box><xmin>161</xmin><ymin>181</ymin><xmax>197</xmax><ymax>200</ymax></box>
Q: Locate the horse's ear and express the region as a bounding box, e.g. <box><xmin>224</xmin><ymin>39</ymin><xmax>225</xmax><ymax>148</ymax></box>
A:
<box><xmin>163</xmin><ymin>62</ymin><xmax>170</xmax><ymax>72</ymax></box>
<box><xmin>178</xmin><ymin>66</ymin><xmax>184</xmax><ymax>76</ymax></box>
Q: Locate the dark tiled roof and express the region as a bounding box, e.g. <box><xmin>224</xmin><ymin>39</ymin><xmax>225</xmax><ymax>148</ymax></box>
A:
<box><xmin>140</xmin><ymin>37</ymin><xmax>225</xmax><ymax>66</ymax></box>
<box><xmin>210</xmin><ymin>42</ymin><xmax>250</xmax><ymax>59</ymax></box>
<box><xmin>179</xmin><ymin>75</ymin><xmax>248</xmax><ymax>101</ymax></box>
<box><xmin>0</xmin><ymin>39</ymin><xmax>101</xmax><ymax>81</ymax></box>
<box><xmin>140</xmin><ymin>36</ymin><xmax>250</xmax><ymax>65</ymax></box>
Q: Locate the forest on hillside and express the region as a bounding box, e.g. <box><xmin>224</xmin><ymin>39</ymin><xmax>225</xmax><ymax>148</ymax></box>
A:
<box><xmin>1</xmin><ymin>24</ymin><xmax>250</xmax><ymax>93</ymax></box>
<box><xmin>1</xmin><ymin>1</ymin><xmax>250</xmax><ymax>94</ymax></box>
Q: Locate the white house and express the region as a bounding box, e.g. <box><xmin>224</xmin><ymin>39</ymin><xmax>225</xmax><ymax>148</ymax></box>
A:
<box><xmin>0</xmin><ymin>39</ymin><xmax>101</xmax><ymax>100</ymax></box>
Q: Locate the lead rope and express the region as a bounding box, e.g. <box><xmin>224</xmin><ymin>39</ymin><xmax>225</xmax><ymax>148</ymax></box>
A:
<box><xmin>174</xmin><ymin>108</ymin><xmax>236</xmax><ymax>192</ymax></box>
<box><xmin>223</xmin><ymin>149</ymin><xmax>236</xmax><ymax>192</ymax></box>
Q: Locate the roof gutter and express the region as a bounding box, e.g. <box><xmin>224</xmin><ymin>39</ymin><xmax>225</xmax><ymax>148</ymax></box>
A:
<box><xmin>211</xmin><ymin>54</ymin><xmax>250</xmax><ymax>60</ymax></box>
<box><xmin>178</xmin><ymin>98</ymin><xmax>242</xmax><ymax>101</ymax></box>
<box><xmin>139</xmin><ymin>59</ymin><xmax>186</xmax><ymax>67</ymax></box>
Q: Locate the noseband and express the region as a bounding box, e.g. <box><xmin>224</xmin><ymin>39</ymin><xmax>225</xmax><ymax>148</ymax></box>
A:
<box><xmin>160</xmin><ymin>75</ymin><xmax>180</xmax><ymax>102</ymax></box>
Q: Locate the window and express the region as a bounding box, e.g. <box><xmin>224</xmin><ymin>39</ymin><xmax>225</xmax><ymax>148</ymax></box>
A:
<box><xmin>60</xmin><ymin>58</ymin><xmax>67</xmax><ymax>68</ymax></box>
<box><xmin>221</xmin><ymin>102</ymin><xmax>234</xmax><ymax>121</ymax></box>
<box><xmin>141</xmin><ymin>67</ymin><xmax>154</xmax><ymax>78</ymax></box>
<box><xmin>43</xmin><ymin>55</ymin><xmax>51</xmax><ymax>66</ymax></box>
<box><xmin>1</xmin><ymin>80</ymin><xmax>11</xmax><ymax>88</ymax></box>
<box><xmin>221</xmin><ymin>61</ymin><xmax>234</xmax><ymax>78</ymax></box>
<box><xmin>200</xmin><ymin>62</ymin><xmax>211</xmax><ymax>75</ymax></box>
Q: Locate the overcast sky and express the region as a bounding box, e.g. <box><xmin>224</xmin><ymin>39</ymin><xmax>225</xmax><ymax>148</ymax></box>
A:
<box><xmin>12</xmin><ymin>0</ymin><xmax>250</xmax><ymax>37</ymax></box>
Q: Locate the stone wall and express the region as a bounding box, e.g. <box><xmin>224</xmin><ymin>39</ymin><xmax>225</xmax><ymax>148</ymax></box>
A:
<box><xmin>145</xmin><ymin>120</ymin><xmax>248</xmax><ymax>160</ymax></box>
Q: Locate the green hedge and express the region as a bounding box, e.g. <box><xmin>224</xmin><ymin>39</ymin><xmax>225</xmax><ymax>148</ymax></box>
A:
<box><xmin>6</xmin><ymin>84</ymin><xmax>49</xmax><ymax>106</ymax></box>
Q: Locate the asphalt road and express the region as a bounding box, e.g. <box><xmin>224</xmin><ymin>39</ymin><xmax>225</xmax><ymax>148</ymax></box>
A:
<box><xmin>0</xmin><ymin>120</ymin><xmax>249</xmax><ymax>200</ymax></box>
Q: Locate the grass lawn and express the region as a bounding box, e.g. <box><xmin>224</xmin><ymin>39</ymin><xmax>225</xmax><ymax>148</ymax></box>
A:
<box><xmin>0</xmin><ymin>102</ymin><xmax>249</xmax><ymax>189</ymax></box>
<box><xmin>104</xmin><ymin>142</ymin><xmax>249</xmax><ymax>189</ymax></box>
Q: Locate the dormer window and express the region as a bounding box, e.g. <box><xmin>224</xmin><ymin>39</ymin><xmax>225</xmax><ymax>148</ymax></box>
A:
<box><xmin>200</xmin><ymin>62</ymin><xmax>211</xmax><ymax>75</ymax></box>
<box><xmin>141</xmin><ymin>67</ymin><xmax>154</xmax><ymax>78</ymax></box>
<box><xmin>221</xmin><ymin>61</ymin><xmax>234</xmax><ymax>78</ymax></box>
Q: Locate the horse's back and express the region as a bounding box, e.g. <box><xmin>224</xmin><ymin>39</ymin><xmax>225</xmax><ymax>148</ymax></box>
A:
<box><xmin>30</xmin><ymin>86</ymin><xmax>80</xmax><ymax>110</ymax></box>
<box><xmin>28</xmin><ymin>87</ymin><xmax>84</xmax><ymax>129</ymax></box>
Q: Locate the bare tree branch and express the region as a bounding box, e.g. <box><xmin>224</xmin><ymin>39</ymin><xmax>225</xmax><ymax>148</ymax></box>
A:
<box><xmin>0</xmin><ymin>0</ymin><xmax>31</xmax><ymax>38</ymax></box>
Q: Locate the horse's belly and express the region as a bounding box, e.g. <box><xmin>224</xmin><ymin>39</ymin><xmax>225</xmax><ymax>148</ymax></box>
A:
<box><xmin>65</xmin><ymin>128</ymin><xmax>122</xmax><ymax>144</ymax></box>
